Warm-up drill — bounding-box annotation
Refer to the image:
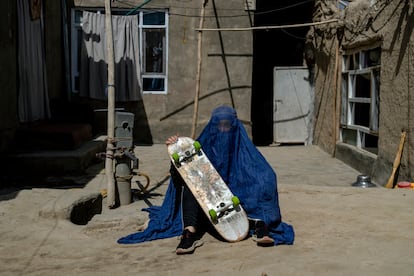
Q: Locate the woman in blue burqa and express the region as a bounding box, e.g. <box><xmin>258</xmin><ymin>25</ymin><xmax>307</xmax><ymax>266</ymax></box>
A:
<box><xmin>118</xmin><ymin>105</ymin><xmax>294</xmax><ymax>254</ymax></box>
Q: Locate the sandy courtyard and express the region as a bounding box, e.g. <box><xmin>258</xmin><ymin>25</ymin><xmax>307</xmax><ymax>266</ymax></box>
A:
<box><xmin>1</xmin><ymin>145</ymin><xmax>413</xmax><ymax>275</ymax></box>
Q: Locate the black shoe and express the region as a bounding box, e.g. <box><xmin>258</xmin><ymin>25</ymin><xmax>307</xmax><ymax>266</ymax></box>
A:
<box><xmin>251</xmin><ymin>220</ymin><xmax>274</xmax><ymax>247</ymax></box>
<box><xmin>176</xmin><ymin>229</ymin><xmax>203</xmax><ymax>255</ymax></box>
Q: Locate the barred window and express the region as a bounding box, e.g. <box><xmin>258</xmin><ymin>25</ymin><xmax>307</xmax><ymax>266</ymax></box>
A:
<box><xmin>340</xmin><ymin>47</ymin><xmax>381</xmax><ymax>154</ymax></box>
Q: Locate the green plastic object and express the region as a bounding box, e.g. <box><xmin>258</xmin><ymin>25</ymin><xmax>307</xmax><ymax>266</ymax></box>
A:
<box><xmin>209</xmin><ymin>209</ymin><xmax>217</xmax><ymax>221</ymax></box>
<box><xmin>231</xmin><ymin>196</ymin><xmax>240</xmax><ymax>207</ymax></box>
<box><xmin>172</xmin><ymin>152</ymin><xmax>180</xmax><ymax>163</ymax></box>
<box><xmin>193</xmin><ymin>141</ymin><xmax>201</xmax><ymax>151</ymax></box>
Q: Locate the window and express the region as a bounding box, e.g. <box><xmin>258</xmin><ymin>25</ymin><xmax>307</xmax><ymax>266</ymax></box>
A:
<box><xmin>340</xmin><ymin>47</ymin><xmax>381</xmax><ymax>154</ymax></box>
<box><xmin>140</xmin><ymin>11</ymin><xmax>168</xmax><ymax>94</ymax></box>
<box><xmin>70</xmin><ymin>9</ymin><xmax>168</xmax><ymax>95</ymax></box>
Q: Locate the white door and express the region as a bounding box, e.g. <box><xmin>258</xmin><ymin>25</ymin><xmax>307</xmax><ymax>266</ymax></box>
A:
<box><xmin>273</xmin><ymin>67</ymin><xmax>313</xmax><ymax>145</ymax></box>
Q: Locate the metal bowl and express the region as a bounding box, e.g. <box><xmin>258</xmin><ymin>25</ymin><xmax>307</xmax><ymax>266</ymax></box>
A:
<box><xmin>351</xmin><ymin>175</ymin><xmax>376</xmax><ymax>188</ymax></box>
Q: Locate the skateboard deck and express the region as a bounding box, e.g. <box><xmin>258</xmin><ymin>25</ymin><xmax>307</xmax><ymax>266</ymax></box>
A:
<box><xmin>167</xmin><ymin>136</ymin><xmax>249</xmax><ymax>242</ymax></box>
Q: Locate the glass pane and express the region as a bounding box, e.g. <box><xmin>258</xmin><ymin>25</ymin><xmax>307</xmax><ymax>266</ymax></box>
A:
<box><xmin>143</xmin><ymin>78</ymin><xmax>165</xmax><ymax>91</ymax></box>
<box><xmin>360</xmin><ymin>52</ymin><xmax>368</xmax><ymax>69</ymax></box>
<box><xmin>143</xmin><ymin>11</ymin><xmax>165</xmax><ymax>25</ymax></box>
<box><xmin>341</xmin><ymin>128</ymin><xmax>357</xmax><ymax>146</ymax></box>
<box><xmin>367</xmin><ymin>47</ymin><xmax>381</xmax><ymax>67</ymax></box>
<box><xmin>355</xmin><ymin>74</ymin><xmax>371</xmax><ymax>98</ymax></box>
<box><xmin>354</xmin><ymin>102</ymin><xmax>370</xmax><ymax>127</ymax></box>
<box><xmin>75</xmin><ymin>10</ymin><xmax>82</xmax><ymax>25</ymax></box>
<box><xmin>354</xmin><ymin>53</ymin><xmax>360</xmax><ymax>69</ymax></box>
<box><xmin>143</xmin><ymin>29</ymin><xmax>165</xmax><ymax>74</ymax></box>
<box><xmin>363</xmin><ymin>133</ymin><xmax>378</xmax><ymax>154</ymax></box>
<box><xmin>349</xmin><ymin>55</ymin><xmax>354</xmax><ymax>70</ymax></box>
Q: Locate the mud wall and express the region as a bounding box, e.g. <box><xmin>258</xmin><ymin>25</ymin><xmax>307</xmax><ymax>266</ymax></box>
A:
<box><xmin>74</xmin><ymin>0</ymin><xmax>253</xmax><ymax>144</ymax></box>
<box><xmin>309</xmin><ymin>0</ymin><xmax>414</xmax><ymax>185</ymax></box>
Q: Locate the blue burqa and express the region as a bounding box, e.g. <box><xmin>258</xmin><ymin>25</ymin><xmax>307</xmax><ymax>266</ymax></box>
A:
<box><xmin>118</xmin><ymin>106</ymin><xmax>294</xmax><ymax>245</ymax></box>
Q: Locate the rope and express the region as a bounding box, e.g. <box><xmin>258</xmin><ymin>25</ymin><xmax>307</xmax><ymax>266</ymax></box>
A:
<box><xmin>195</xmin><ymin>19</ymin><xmax>338</xmax><ymax>32</ymax></box>
<box><xmin>126</xmin><ymin>0</ymin><xmax>153</xmax><ymax>15</ymax></box>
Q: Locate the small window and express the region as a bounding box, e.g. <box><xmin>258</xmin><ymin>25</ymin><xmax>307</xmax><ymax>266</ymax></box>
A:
<box><xmin>340</xmin><ymin>48</ymin><xmax>381</xmax><ymax>153</ymax></box>
<box><xmin>140</xmin><ymin>11</ymin><xmax>168</xmax><ymax>94</ymax></box>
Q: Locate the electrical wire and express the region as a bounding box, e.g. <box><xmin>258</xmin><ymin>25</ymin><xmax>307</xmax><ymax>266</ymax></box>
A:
<box><xmin>115</xmin><ymin>0</ymin><xmax>314</xmax><ymax>19</ymax></box>
<box><xmin>280</xmin><ymin>28</ymin><xmax>307</xmax><ymax>40</ymax></box>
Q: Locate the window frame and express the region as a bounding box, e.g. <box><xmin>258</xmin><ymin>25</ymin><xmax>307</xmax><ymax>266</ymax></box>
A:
<box><xmin>340</xmin><ymin>47</ymin><xmax>381</xmax><ymax>153</ymax></box>
<box><xmin>139</xmin><ymin>11</ymin><xmax>169</xmax><ymax>94</ymax></box>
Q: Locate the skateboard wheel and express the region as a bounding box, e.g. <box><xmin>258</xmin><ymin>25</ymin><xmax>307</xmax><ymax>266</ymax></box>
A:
<box><xmin>209</xmin><ymin>209</ymin><xmax>218</xmax><ymax>221</ymax></box>
<box><xmin>193</xmin><ymin>141</ymin><xmax>201</xmax><ymax>151</ymax></box>
<box><xmin>193</xmin><ymin>141</ymin><xmax>202</xmax><ymax>156</ymax></box>
<box><xmin>231</xmin><ymin>196</ymin><xmax>240</xmax><ymax>207</ymax></box>
<box><xmin>172</xmin><ymin>152</ymin><xmax>180</xmax><ymax>162</ymax></box>
<box><xmin>172</xmin><ymin>152</ymin><xmax>181</xmax><ymax>167</ymax></box>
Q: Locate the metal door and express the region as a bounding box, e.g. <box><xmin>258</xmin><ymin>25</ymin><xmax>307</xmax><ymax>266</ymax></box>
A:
<box><xmin>273</xmin><ymin>67</ymin><xmax>313</xmax><ymax>145</ymax></box>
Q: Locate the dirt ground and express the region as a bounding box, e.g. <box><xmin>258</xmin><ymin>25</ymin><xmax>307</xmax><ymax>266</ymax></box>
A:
<box><xmin>1</xmin><ymin>145</ymin><xmax>413</xmax><ymax>276</ymax></box>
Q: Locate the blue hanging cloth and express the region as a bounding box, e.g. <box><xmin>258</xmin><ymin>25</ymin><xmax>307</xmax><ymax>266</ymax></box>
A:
<box><xmin>118</xmin><ymin>105</ymin><xmax>294</xmax><ymax>245</ymax></box>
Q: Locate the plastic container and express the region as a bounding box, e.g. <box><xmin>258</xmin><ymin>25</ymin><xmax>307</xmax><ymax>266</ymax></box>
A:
<box><xmin>397</xmin><ymin>181</ymin><xmax>414</xmax><ymax>189</ymax></box>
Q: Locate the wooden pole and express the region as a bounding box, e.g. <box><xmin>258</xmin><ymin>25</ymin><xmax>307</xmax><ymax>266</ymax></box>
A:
<box><xmin>191</xmin><ymin>0</ymin><xmax>208</xmax><ymax>139</ymax></box>
<box><xmin>105</xmin><ymin>0</ymin><xmax>116</xmax><ymax>208</ymax></box>
<box><xmin>332</xmin><ymin>36</ymin><xmax>340</xmax><ymax>156</ymax></box>
<box><xmin>385</xmin><ymin>131</ymin><xmax>407</xmax><ymax>189</ymax></box>
<box><xmin>332</xmin><ymin>2</ymin><xmax>340</xmax><ymax>156</ymax></box>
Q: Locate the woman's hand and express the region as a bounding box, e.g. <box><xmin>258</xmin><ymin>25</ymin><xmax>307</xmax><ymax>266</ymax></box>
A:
<box><xmin>165</xmin><ymin>135</ymin><xmax>179</xmax><ymax>145</ymax></box>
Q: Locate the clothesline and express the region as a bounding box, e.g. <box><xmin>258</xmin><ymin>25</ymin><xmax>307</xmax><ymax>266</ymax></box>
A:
<box><xmin>195</xmin><ymin>18</ymin><xmax>338</xmax><ymax>32</ymax></box>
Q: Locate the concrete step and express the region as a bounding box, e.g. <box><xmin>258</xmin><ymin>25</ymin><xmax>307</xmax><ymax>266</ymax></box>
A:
<box><xmin>2</xmin><ymin>135</ymin><xmax>106</xmax><ymax>177</ymax></box>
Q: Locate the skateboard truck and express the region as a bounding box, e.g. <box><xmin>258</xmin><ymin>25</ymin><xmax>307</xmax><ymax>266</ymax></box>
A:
<box><xmin>172</xmin><ymin>141</ymin><xmax>202</xmax><ymax>168</ymax></box>
<box><xmin>209</xmin><ymin>196</ymin><xmax>241</xmax><ymax>224</ymax></box>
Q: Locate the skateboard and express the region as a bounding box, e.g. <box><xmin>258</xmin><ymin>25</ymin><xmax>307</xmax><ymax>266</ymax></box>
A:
<box><xmin>167</xmin><ymin>136</ymin><xmax>249</xmax><ymax>242</ymax></box>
